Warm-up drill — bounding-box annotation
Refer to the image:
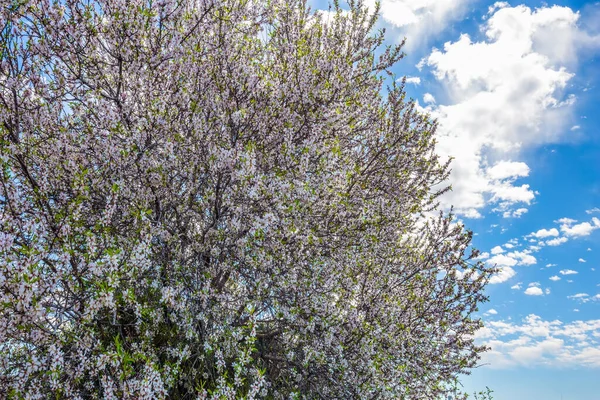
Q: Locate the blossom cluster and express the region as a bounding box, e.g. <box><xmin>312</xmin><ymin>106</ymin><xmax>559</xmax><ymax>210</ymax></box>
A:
<box><xmin>0</xmin><ymin>0</ymin><xmax>491</xmax><ymax>398</ymax></box>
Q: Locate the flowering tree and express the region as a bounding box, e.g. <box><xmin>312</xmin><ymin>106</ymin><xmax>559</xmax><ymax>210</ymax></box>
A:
<box><xmin>0</xmin><ymin>0</ymin><xmax>492</xmax><ymax>398</ymax></box>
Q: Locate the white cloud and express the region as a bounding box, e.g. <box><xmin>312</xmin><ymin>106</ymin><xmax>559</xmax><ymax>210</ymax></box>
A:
<box><xmin>566</xmin><ymin>293</ymin><xmax>597</xmax><ymax>303</ymax></box>
<box><xmin>489</xmin><ymin>266</ymin><xmax>516</xmax><ymax>284</ymax></box>
<box><xmin>511</xmin><ymin>282</ymin><xmax>522</xmax><ymax>290</ymax></box>
<box><xmin>559</xmin><ymin>269</ymin><xmax>578</xmax><ymax>275</ymax></box>
<box><xmin>586</xmin><ymin>207</ymin><xmax>600</xmax><ymax>214</ymax></box>
<box><xmin>560</xmin><ymin>217</ymin><xmax>600</xmax><ymax>237</ymax></box>
<box><xmin>487</xmin><ymin>161</ymin><xmax>530</xmax><ymax>180</ymax></box>
<box><xmin>421</xmin><ymin>4</ymin><xmax>584</xmax><ymax>217</ymax></box>
<box><xmin>423</xmin><ymin>93</ymin><xmax>435</xmax><ymax>104</ymax></box>
<box><xmin>570</xmin><ymin>125</ymin><xmax>581</xmax><ymax>131</ymax></box>
<box><xmin>549</xmin><ymin>276</ymin><xmax>561</xmax><ymax>281</ymax></box>
<box><xmin>474</xmin><ymin>326</ymin><xmax>495</xmax><ymax>340</ymax></box>
<box><xmin>546</xmin><ymin>263</ymin><xmax>557</xmax><ymax>267</ymax></box>
<box><xmin>579</xmin><ymin>258</ymin><xmax>586</xmax><ymax>263</ymax></box>
<box><xmin>488</xmin><ymin>253</ymin><xmax>517</xmax><ymax>267</ymax></box>
<box><xmin>364</xmin><ymin>0</ymin><xmax>472</xmax><ymax>48</ymax></box>
<box><xmin>423</xmin><ymin>92</ymin><xmax>436</xmax><ymax>104</ymax></box>
<box><xmin>488</xmin><ymin>309</ymin><xmax>498</xmax><ymax>315</ymax></box>
<box><xmin>491</xmin><ymin>245</ymin><xmax>505</xmax><ymax>255</ymax></box>
<box><xmin>531</xmin><ymin>228</ymin><xmax>559</xmax><ymax>238</ymax></box>
<box><xmin>545</xmin><ymin>288</ymin><xmax>551</xmax><ymax>295</ymax></box>
<box><xmin>404</xmin><ymin>76</ymin><xmax>421</xmax><ymax>84</ymax></box>
<box><xmin>461</xmin><ymin>208</ymin><xmax>482</xmax><ymax>219</ymax></box>
<box><xmin>507</xmin><ymin>250</ymin><xmax>537</xmax><ymax>266</ymax></box>
<box><xmin>567</xmin><ymin>293</ymin><xmax>589</xmax><ymax>300</ymax></box>
<box><xmin>503</xmin><ymin>207</ymin><xmax>528</xmax><ymax>218</ymax></box>
<box><xmin>524</xmin><ymin>286</ymin><xmax>544</xmax><ymax>296</ymax></box>
<box><xmin>491</xmin><ymin>184</ymin><xmax>536</xmax><ymax>204</ymax></box>
<box><xmin>477</xmin><ymin>315</ymin><xmax>600</xmax><ymax>368</ymax></box>
<box><xmin>555</xmin><ymin>217</ymin><xmax>577</xmax><ymax>225</ymax></box>
<box><xmin>486</xmin><ymin>250</ymin><xmax>538</xmax><ymax>283</ymax></box>
<box><xmin>546</xmin><ymin>237</ymin><xmax>568</xmax><ymax>246</ymax></box>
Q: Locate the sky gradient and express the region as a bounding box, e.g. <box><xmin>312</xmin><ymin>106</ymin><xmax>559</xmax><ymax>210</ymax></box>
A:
<box><xmin>309</xmin><ymin>1</ymin><xmax>600</xmax><ymax>398</ymax></box>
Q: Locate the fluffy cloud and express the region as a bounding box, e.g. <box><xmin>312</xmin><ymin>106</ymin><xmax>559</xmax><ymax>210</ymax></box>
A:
<box><xmin>364</xmin><ymin>0</ymin><xmax>471</xmax><ymax>48</ymax></box>
<box><xmin>509</xmin><ymin>251</ymin><xmax>537</xmax><ymax>266</ymax></box>
<box><xmin>489</xmin><ymin>266</ymin><xmax>516</xmax><ymax>284</ymax></box>
<box><xmin>423</xmin><ymin>93</ymin><xmax>436</xmax><ymax>104</ymax></box>
<box><xmin>524</xmin><ymin>286</ymin><xmax>544</xmax><ymax>296</ymax></box>
<box><xmin>421</xmin><ymin>4</ymin><xmax>586</xmax><ymax>217</ymax></box>
<box><xmin>503</xmin><ymin>207</ymin><xmax>528</xmax><ymax>218</ymax></box>
<box><xmin>488</xmin><ymin>251</ymin><xmax>536</xmax><ymax>268</ymax></box>
<box><xmin>477</xmin><ymin>314</ymin><xmax>600</xmax><ymax>368</ymax></box>
<box><xmin>556</xmin><ymin>217</ymin><xmax>577</xmax><ymax>225</ymax></box>
<box><xmin>560</xmin><ymin>217</ymin><xmax>600</xmax><ymax>237</ymax></box>
<box><xmin>488</xmin><ymin>254</ymin><xmax>517</xmax><ymax>267</ymax></box>
<box><xmin>404</xmin><ymin>76</ymin><xmax>421</xmax><ymax>84</ymax></box>
<box><xmin>567</xmin><ymin>293</ymin><xmax>589</xmax><ymax>301</ymax></box>
<box><xmin>491</xmin><ymin>184</ymin><xmax>535</xmax><ymax>204</ymax></box>
<box><xmin>531</xmin><ymin>228</ymin><xmax>559</xmax><ymax>238</ymax></box>
<box><xmin>546</xmin><ymin>237</ymin><xmax>568</xmax><ymax>246</ymax></box>
<box><xmin>560</xmin><ymin>269</ymin><xmax>578</xmax><ymax>275</ymax></box>
<box><xmin>487</xmin><ymin>161</ymin><xmax>530</xmax><ymax>180</ymax></box>
<box><xmin>567</xmin><ymin>293</ymin><xmax>600</xmax><ymax>303</ymax></box>
<box><xmin>549</xmin><ymin>276</ymin><xmax>561</xmax><ymax>281</ymax></box>
<box><xmin>491</xmin><ymin>245</ymin><xmax>504</xmax><ymax>254</ymax></box>
<box><xmin>486</xmin><ymin>249</ymin><xmax>537</xmax><ymax>284</ymax></box>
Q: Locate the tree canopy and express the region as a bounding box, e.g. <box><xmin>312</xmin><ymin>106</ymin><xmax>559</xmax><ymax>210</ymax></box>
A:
<box><xmin>0</xmin><ymin>0</ymin><xmax>492</xmax><ymax>398</ymax></box>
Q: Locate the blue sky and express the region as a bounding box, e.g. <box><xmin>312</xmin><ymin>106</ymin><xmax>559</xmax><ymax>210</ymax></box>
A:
<box><xmin>307</xmin><ymin>1</ymin><xmax>600</xmax><ymax>399</ymax></box>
